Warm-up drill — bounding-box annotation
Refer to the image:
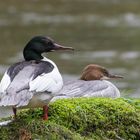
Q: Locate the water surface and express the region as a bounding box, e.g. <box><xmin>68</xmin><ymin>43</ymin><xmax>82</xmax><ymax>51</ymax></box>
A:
<box><xmin>0</xmin><ymin>0</ymin><xmax>140</xmax><ymax>97</ymax></box>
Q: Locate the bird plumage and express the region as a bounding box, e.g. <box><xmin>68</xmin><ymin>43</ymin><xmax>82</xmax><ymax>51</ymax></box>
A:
<box><xmin>0</xmin><ymin>58</ymin><xmax>63</xmax><ymax>108</ymax></box>
<box><xmin>0</xmin><ymin>36</ymin><xmax>74</xmax><ymax>120</ymax></box>
<box><xmin>51</xmin><ymin>64</ymin><xmax>122</xmax><ymax>102</ymax></box>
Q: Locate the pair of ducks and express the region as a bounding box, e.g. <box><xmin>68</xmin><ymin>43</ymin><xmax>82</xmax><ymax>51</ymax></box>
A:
<box><xmin>0</xmin><ymin>36</ymin><xmax>123</xmax><ymax>120</ymax></box>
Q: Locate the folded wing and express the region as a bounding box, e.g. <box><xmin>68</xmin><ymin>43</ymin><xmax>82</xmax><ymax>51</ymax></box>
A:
<box><xmin>0</xmin><ymin>61</ymin><xmax>63</xmax><ymax>107</ymax></box>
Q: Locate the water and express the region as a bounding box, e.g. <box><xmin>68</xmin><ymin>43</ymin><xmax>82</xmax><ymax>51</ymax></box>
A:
<box><xmin>0</xmin><ymin>0</ymin><xmax>140</xmax><ymax>97</ymax></box>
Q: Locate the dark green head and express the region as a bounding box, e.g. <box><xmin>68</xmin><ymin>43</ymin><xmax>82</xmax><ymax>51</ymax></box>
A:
<box><xmin>23</xmin><ymin>36</ymin><xmax>74</xmax><ymax>61</ymax></box>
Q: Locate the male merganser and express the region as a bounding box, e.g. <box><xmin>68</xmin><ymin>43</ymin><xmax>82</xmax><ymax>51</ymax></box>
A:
<box><xmin>0</xmin><ymin>36</ymin><xmax>74</xmax><ymax>120</ymax></box>
<box><xmin>51</xmin><ymin>64</ymin><xmax>123</xmax><ymax>101</ymax></box>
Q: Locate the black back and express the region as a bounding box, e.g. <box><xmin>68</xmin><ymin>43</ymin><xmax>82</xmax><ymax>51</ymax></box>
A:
<box><xmin>7</xmin><ymin>60</ymin><xmax>54</xmax><ymax>81</ymax></box>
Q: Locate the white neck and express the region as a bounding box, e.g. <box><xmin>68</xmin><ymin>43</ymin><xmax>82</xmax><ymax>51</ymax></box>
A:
<box><xmin>42</xmin><ymin>57</ymin><xmax>57</xmax><ymax>68</ymax></box>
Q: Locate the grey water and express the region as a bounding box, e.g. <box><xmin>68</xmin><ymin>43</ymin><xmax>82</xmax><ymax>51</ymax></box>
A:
<box><xmin>0</xmin><ymin>0</ymin><xmax>140</xmax><ymax>100</ymax></box>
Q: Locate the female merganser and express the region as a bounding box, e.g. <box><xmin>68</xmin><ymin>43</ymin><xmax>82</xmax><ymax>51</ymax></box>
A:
<box><xmin>52</xmin><ymin>64</ymin><xmax>123</xmax><ymax>101</ymax></box>
<box><xmin>0</xmin><ymin>36</ymin><xmax>74</xmax><ymax>120</ymax></box>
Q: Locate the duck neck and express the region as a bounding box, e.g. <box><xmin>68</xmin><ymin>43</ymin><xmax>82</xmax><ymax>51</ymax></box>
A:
<box><xmin>23</xmin><ymin>49</ymin><xmax>43</xmax><ymax>61</ymax></box>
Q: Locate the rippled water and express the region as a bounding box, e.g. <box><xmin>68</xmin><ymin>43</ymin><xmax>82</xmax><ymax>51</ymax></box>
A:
<box><xmin>0</xmin><ymin>0</ymin><xmax>140</xmax><ymax>97</ymax></box>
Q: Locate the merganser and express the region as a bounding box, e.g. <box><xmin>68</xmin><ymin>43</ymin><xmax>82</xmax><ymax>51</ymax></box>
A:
<box><xmin>51</xmin><ymin>64</ymin><xmax>123</xmax><ymax>101</ymax></box>
<box><xmin>0</xmin><ymin>36</ymin><xmax>74</xmax><ymax>120</ymax></box>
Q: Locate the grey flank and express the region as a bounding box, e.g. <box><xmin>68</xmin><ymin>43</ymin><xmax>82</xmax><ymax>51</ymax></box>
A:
<box><xmin>51</xmin><ymin>80</ymin><xmax>119</xmax><ymax>101</ymax></box>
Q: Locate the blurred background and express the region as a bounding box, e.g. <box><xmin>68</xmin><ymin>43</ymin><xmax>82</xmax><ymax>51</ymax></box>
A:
<box><xmin>0</xmin><ymin>0</ymin><xmax>140</xmax><ymax>97</ymax></box>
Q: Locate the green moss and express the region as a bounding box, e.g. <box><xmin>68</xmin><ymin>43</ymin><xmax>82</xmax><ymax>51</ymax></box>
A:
<box><xmin>49</xmin><ymin>98</ymin><xmax>140</xmax><ymax>139</ymax></box>
<box><xmin>0</xmin><ymin>117</ymin><xmax>84</xmax><ymax>140</ymax></box>
<box><xmin>0</xmin><ymin>98</ymin><xmax>140</xmax><ymax>140</ymax></box>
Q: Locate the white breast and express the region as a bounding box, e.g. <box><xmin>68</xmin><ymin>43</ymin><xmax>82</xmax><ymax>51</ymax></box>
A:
<box><xmin>29</xmin><ymin>57</ymin><xmax>63</xmax><ymax>94</ymax></box>
<box><xmin>27</xmin><ymin>58</ymin><xmax>63</xmax><ymax>107</ymax></box>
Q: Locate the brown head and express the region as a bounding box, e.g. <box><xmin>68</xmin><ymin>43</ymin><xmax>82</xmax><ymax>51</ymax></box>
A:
<box><xmin>80</xmin><ymin>64</ymin><xmax>123</xmax><ymax>81</ymax></box>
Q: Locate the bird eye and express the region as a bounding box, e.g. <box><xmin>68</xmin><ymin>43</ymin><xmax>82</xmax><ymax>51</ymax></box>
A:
<box><xmin>47</xmin><ymin>41</ymin><xmax>53</xmax><ymax>46</ymax></box>
<box><xmin>103</xmin><ymin>70</ymin><xmax>109</xmax><ymax>76</ymax></box>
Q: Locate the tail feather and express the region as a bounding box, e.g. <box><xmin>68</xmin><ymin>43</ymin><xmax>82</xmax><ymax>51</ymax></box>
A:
<box><xmin>0</xmin><ymin>90</ymin><xmax>33</xmax><ymax>107</ymax></box>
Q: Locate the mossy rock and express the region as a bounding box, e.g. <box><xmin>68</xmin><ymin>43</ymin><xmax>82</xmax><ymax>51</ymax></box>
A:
<box><xmin>0</xmin><ymin>118</ymin><xmax>84</xmax><ymax>140</ymax></box>
<box><xmin>0</xmin><ymin>98</ymin><xmax>140</xmax><ymax>140</ymax></box>
<box><xmin>49</xmin><ymin>98</ymin><xmax>140</xmax><ymax>139</ymax></box>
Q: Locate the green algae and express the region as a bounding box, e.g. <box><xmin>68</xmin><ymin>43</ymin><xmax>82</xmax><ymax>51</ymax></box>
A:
<box><xmin>0</xmin><ymin>98</ymin><xmax>140</xmax><ymax>140</ymax></box>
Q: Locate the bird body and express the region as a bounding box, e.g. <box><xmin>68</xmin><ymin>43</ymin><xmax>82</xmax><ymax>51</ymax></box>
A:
<box><xmin>0</xmin><ymin>58</ymin><xmax>63</xmax><ymax>108</ymax></box>
<box><xmin>0</xmin><ymin>36</ymin><xmax>73</xmax><ymax>119</ymax></box>
<box><xmin>51</xmin><ymin>64</ymin><xmax>123</xmax><ymax>102</ymax></box>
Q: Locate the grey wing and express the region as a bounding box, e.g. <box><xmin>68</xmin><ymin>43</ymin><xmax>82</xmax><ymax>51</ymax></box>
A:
<box><xmin>81</xmin><ymin>80</ymin><xmax>120</xmax><ymax>98</ymax></box>
<box><xmin>51</xmin><ymin>80</ymin><xmax>85</xmax><ymax>101</ymax></box>
<box><xmin>0</xmin><ymin>65</ymin><xmax>34</xmax><ymax>107</ymax></box>
<box><xmin>52</xmin><ymin>80</ymin><xmax>120</xmax><ymax>101</ymax></box>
